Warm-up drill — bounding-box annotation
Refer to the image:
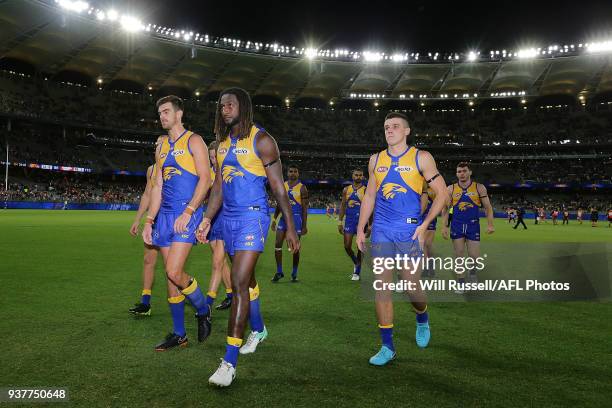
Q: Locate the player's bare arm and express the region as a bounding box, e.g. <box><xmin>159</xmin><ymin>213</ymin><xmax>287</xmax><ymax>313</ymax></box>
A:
<box><xmin>142</xmin><ymin>143</ymin><xmax>164</xmax><ymax>245</ymax></box>
<box><xmin>477</xmin><ymin>183</ymin><xmax>495</xmax><ymax>234</ymax></box>
<box><xmin>411</xmin><ymin>151</ymin><xmax>447</xmax><ymax>240</ymax></box>
<box><xmin>356</xmin><ymin>154</ymin><xmax>377</xmax><ymax>252</ymax></box>
<box><xmin>130</xmin><ymin>165</ymin><xmax>154</xmax><ymax>236</ymax></box>
<box><xmin>198</xmin><ymin>158</ymin><xmax>223</xmax><ymax>242</ymax></box>
<box><xmin>338</xmin><ymin>186</ymin><xmax>348</xmax><ymax>234</ymax></box>
<box><xmin>270</xmin><ymin>204</ymin><xmax>281</xmax><ymax>232</ymax></box>
<box><xmin>173</xmin><ymin>134</ymin><xmax>211</xmax><ymax>234</ymax></box>
<box><xmin>441</xmin><ymin>184</ymin><xmax>453</xmax><ymax>239</ymax></box>
<box><xmin>257</xmin><ymin>131</ymin><xmax>300</xmax><ymax>252</ymax></box>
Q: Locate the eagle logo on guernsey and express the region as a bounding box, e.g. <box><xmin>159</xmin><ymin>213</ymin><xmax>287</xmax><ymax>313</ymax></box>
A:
<box><xmin>348</xmin><ymin>199</ymin><xmax>360</xmax><ymax>208</ymax></box>
<box><xmin>163</xmin><ymin>167</ymin><xmax>182</xmax><ymax>181</ymax></box>
<box><xmin>382</xmin><ymin>183</ymin><xmax>407</xmax><ymax>199</ymax></box>
<box><xmin>458</xmin><ymin>202</ymin><xmax>474</xmax><ymax>211</ymax></box>
<box><xmin>222</xmin><ymin>165</ymin><xmax>245</xmax><ymax>183</ymax></box>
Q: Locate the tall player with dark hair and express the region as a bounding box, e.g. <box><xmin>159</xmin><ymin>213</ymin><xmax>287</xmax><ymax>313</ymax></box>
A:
<box><xmin>338</xmin><ymin>169</ymin><xmax>366</xmax><ymax>281</ymax></box>
<box><xmin>203</xmin><ymin>141</ymin><xmax>233</xmax><ymax>311</ymax></box>
<box><xmin>271</xmin><ymin>164</ymin><xmax>308</xmax><ymax>283</ymax></box>
<box><xmin>357</xmin><ymin>112</ymin><xmax>448</xmax><ymax>366</ymax></box>
<box><xmin>441</xmin><ymin>162</ymin><xmax>494</xmax><ymax>292</ymax></box>
<box><xmin>197</xmin><ymin>87</ymin><xmax>299</xmax><ymax>387</ymax></box>
<box><xmin>142</xmin><ymin>95</ymin><xmax>212</xmax><ymax>351</ymax></box>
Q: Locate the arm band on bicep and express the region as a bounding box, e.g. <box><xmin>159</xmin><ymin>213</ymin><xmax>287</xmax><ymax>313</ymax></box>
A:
<box><xmin>263</xmin><ymin>158</ymin><xmax>279</xmax><ymax>168</ymax></box>
<box><xmin>426</xmin><ymin>173</ymin><xmax>440</xmax><ymax>184</ymax></box>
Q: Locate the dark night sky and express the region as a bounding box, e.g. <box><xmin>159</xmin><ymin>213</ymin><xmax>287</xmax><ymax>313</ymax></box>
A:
<box><xmin>111</xmin><ymin>0</ymin><xmax>612</xmax><ymax>52</ymax></box>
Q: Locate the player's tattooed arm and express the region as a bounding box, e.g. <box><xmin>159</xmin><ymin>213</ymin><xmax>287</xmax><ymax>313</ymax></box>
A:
<box><xmin>257</xmin><ymin>131</ymin><xmax>300</xmax><ymax>253</ymax></box>
<box><xmin>477</xmin><ymin>183</ymin><xmax>495</xmax><ymax>234</ymax></box>
<box><xmin>338</xmin><ymin>186</ymin><xmax>348</xmax><ymax>234</ymax></box>
<box><xmin>301</xmin><ymin>184</ymin><xmax>309</xmax><ymax>235</ymax></box>
<box><xmin>356</xmin><ymin>154</ymin><xmax>377</xmax><ymax>251</ymax></box>
<box><xmin>412</xmin><ymin>150</ymin><xmax>447</xmax><ymax>240</ymax></box>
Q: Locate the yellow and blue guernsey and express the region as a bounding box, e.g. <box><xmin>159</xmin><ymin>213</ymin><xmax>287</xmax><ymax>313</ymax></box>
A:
<box><xmin>450</xmin><ymin>181</ymin><xmax>482</xmax><ymax>241</ymax></box>
<box><xmin>343</xmin><ymin>183</ymin><xmax>365</xmax><ymax>234</ymax></box>
<box><xmin>278</xmin><ymin>181</ymin><xmax>303</xmax><ymax>234</ymax></box>
<box><xmin>216</xmin><ymin>125</ymin><xmax>271</xmax><ymax>255</ymax></box>
<box><xmin>371</xmin><ymin>146</ymin><xmax>424</xmax><ymax>255</ymax></box>
<box><xmin>152</xmin><ymin>130</ymin><xmax>203</xmax><ymax>247</ymax></box>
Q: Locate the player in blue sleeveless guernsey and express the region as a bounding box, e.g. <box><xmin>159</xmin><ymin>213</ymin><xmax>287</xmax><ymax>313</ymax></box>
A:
<box><xmin>141</xmin><ymin>95</ymin><xmax>213</xmax><ymax>351</ymax></box>
<box><xmin>128</xmin><ymin>162</ymin><xmax>160</xmax><ymax>316</ymax></box>
<box><xmin>338</xmin><ymin>169</ymin><xmax>367</xmax><ymax>281</ymax></box>
<box><xmin>271</xmin><ymin>164</ymin><xmax>309</xmax><ymax>283</ymax></box>
<box><xmin>420</xmin><ymin>181</ymin><xmax>441</xmax><ymax>278</ymax></box>
<box><xmin>203</xmin><ymin>141</ymin><xmax>233</xmax><ymax>311</ymax></box>
<box><xmin>441</xmin><ymin>162</ymin><xmax>494</xmax><ymax>292</ymax></box>
<box><xmin>356</xmin><ymin>112</ymin><xmax>448</xmax><ymax>367</ymax></box>
<box><xmin>196</xmin><ymin>88</ymin><xmax>299</xmax><ymax>387</ymax></box>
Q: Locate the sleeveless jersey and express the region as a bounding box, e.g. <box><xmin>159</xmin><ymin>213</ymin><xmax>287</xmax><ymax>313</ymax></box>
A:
<box><xmin>373</xmin><ymin>146</ymin><xmax>424</xmax><ymax>230</ymax></box>
<box><xmin>217</xmin><ymin>125</ymin><xmax>268</xmax><ymax>218</ymax></box>
<box><xmin>285</xmin><ymin>181</ymin><xmax>303</xmax><ymax>215</ymax></box>
<box><xmin>345</xmin><ymin>184</ymin><xmax>365</xmax><ymax>218</ymax></box>
<box><xmin>450</xmin><ymin>181</ymin><xmax>482</xmax><ymax>223</ymax></box>
<box><xmin>157</xmin><ymin>130</ymin><xmax>198</xmax><ymax>212</ymax></box>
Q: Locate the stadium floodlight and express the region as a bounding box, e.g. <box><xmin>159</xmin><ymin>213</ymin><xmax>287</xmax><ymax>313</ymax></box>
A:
<box><xmin>96</xmin><ymin>10</ymin><xmax>105</xmax><ymax>20</ymax></box>
<box><xmin>304</xmin><ymin>48</ymin><xmax>317</xmax><ymax>59</ymax></box>
<box><xmin>58</xmin><ymin>0</ymin><xmax>89</xmax><ymax>13</ymax></box>
<box><xmin>107</xmin><ymin>9</ymin><xmax>118</xmax><ymax>21</ymax></box>
<box><xmin>392</xmin><ymin>54</ymin><xmax>406</xmax><ymax>62</ymax></box>
<box><xmin>363</xmin><ymin>51</ymin><xmax>383</xmax><ymax>62</ymax></box>
<box><xmin>467</xmin><ymin>51</ymin><xmax>478</xmax><ymax>61</ymax></box>
<box><xmin>517</xmin><ymin>48</ymin><xmax>537</xmax><ymax>59</ymax></box>
<box><xmin>120</xmin><ymin>16</ymin><xmax>144</xmax><ymax>32</ymax></box>
<box><xmin>586</xmin><ymin>41</ymin><xmax>612</xmax><ymax>53</ymax></box>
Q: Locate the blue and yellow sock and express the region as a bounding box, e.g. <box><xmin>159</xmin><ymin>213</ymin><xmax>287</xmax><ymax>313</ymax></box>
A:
<box><xmin>225</xmin><ymin>288</ymin><xmax>233</xmax><ymax>300</ymax></box>
<box><xmin>291</xmin><ymin>265</ymin><xmax>298</xmax><ymax>279</ymax></box>
<box><xmin>249</xmin><ymin>284</ymin><xmax>265</xmax><ymax>332</ymax></box>
<box><xmin>379</xmin><ymin>324</ymin><xmax>395</xmax><ymax>351</ymax></box>
<box><xmin>141</xmin><ymin>289</ymin><xmax>151</xmax><ymax>306</ymax></box>
<box><xmin>181</xmin><ymin>278</ymin><xmax>209</xmax><ymax>316</ymax></box>
<box><xmin>224</xmin><ymin>337</ymin><xmax>242</xmax><ymax>367</ymax></box>
<box><xmin>415</xmin><ymin>305</ymin><xmax>429</xmax><ymax>324</ymax></box>
<box><xmin>205</xmin><ymin>291</ymin><xmax>216</xmax><ymax>308</ymax></box>
<box><xmin>168</xmin><ymin>295</ymin><xmax>186</xmax><ymax>337</ymax></box>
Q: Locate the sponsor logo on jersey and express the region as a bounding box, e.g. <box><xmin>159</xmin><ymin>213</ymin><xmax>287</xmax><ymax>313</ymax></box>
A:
<box><xmin>245</xmin><ymin>235</ymin><xmax>255</xmax><ymax>241</ymax></box>
<box><xmin>171</xmin><ymin>149</ymin><xmax>185</xmax><ymax>156</ymax></box>
<box><xmin>160</xmin><ymin>153</ymin><xmax>167</xmax><ymax>159</ymax></box>
<box><xmin>218</xmin><ymin>147</ymin><xmax>228</xmax><ymax>155</ymax></box>
<box><xmin>382</xmin><ymin>183</ymin><xmax>408</xmax><ymax>199</ymax></box>
<box><xmin>395</xmin><ymin>166</ymin><xmax>413</xmax><ymax>173</ymax></box>
<box><xmin>376</xmin><ymin>166</ymin><xmax>389</xmax><ymax>173</ymax></box>
<box><xmin>233</xmin><ymin>148</ymin><xmax>249</xmax><ymax>155</ymax></box>
<box><xmin>244</xmin><ymin>241</ymin><xmax>254</xmax><ymax>247</ymax></box>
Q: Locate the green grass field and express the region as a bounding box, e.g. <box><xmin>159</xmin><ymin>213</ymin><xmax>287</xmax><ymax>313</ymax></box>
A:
<box><xmin>1</xmin><ymin>210</ymin><xmax>611</xmax><ymax>407</ymax></box>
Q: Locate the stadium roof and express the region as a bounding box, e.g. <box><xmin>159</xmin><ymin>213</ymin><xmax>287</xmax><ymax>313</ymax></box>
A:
<box><xmin>1</xmin><ymin>0</ymin><xmax>612</xmax><ymax>103</ymax></box>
